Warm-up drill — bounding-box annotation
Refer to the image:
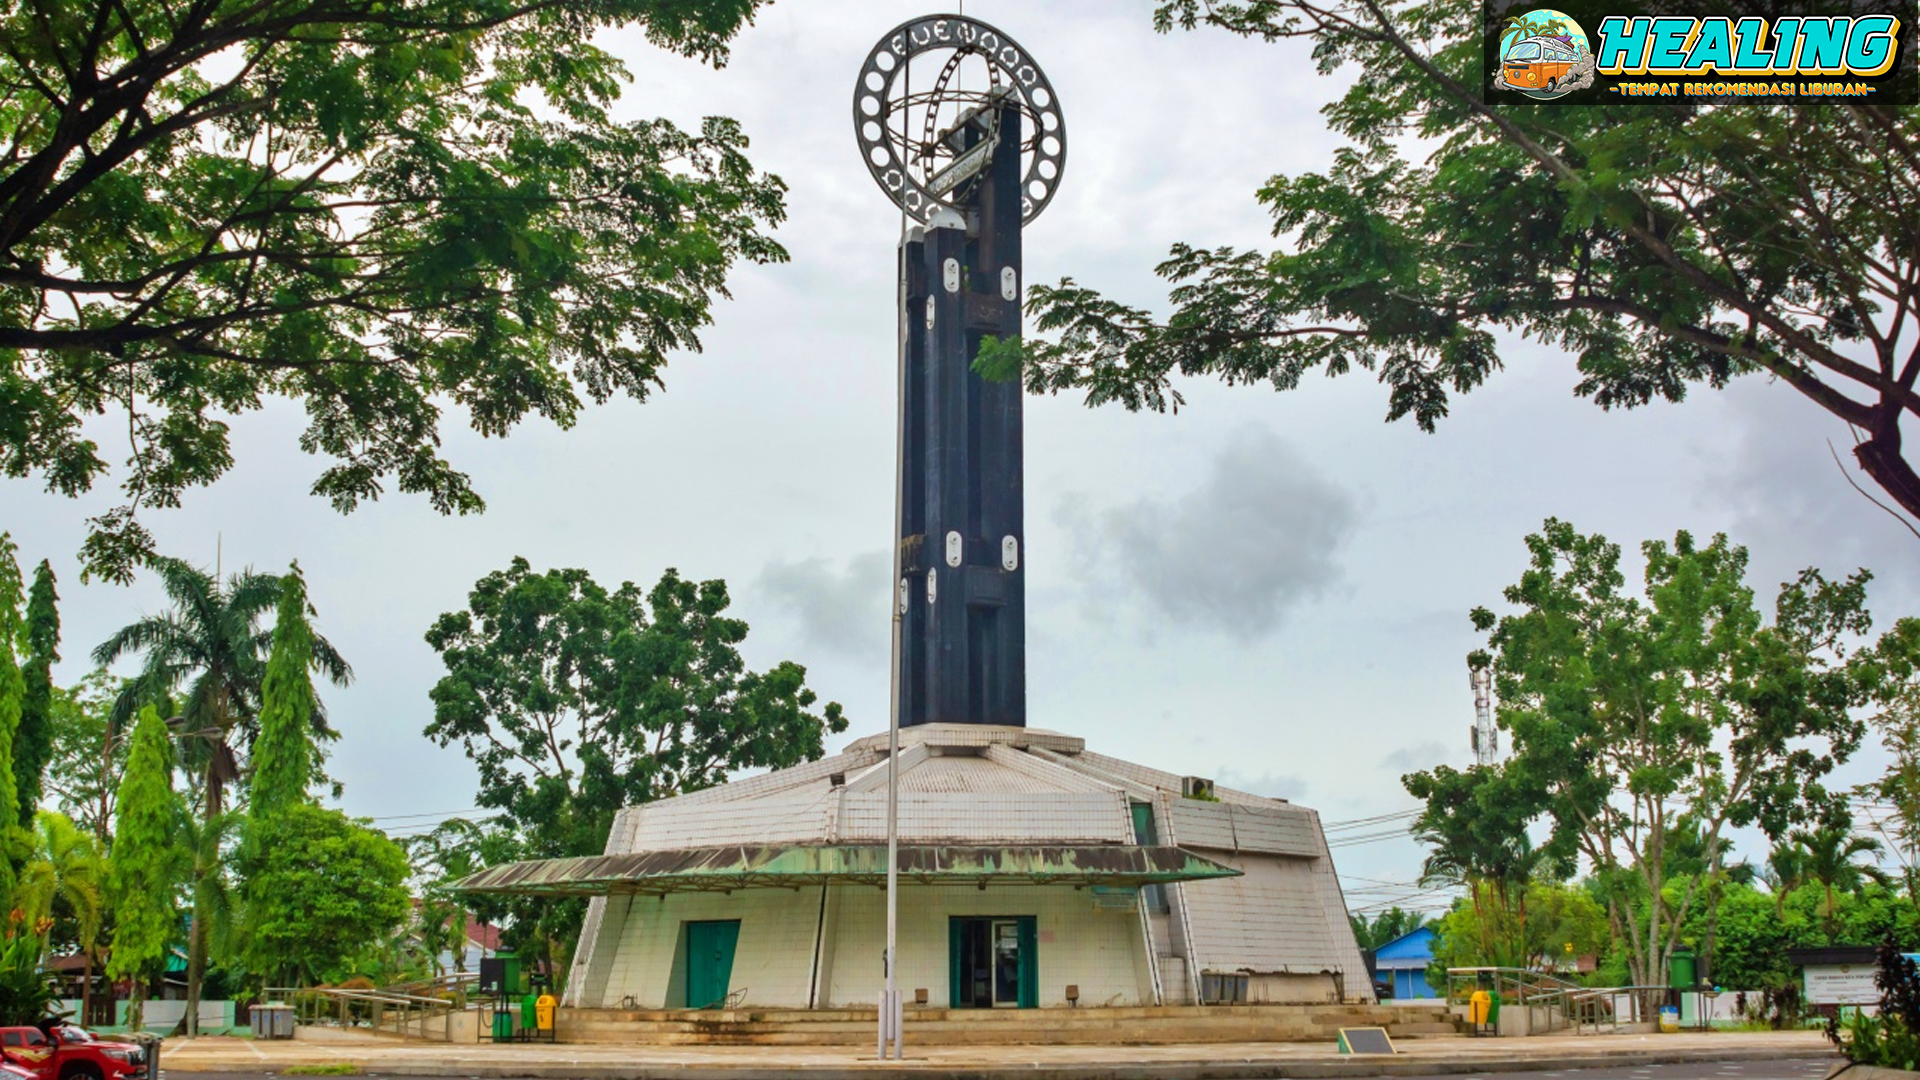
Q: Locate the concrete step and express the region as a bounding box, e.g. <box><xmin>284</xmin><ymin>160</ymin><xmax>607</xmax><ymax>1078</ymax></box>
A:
<box><xmin>555</xmin><ymin>1003</ymin><xmax>1467</xmax><ymax>1046</ymax></box>
<box><xmin>1388</xmin><ymin>1021</ymin><xmax>1466</xmax><ymax>1036</ymax></box>
<box><xmin>566</xmin><ymin>1005</ymin><xmax>1454</xmax><ymax>1024</ymax></box>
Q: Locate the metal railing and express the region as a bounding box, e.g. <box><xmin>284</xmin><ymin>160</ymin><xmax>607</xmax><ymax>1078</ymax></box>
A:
<box><xmin>266</xmin><ymin>981</ymin><xmax>469</xmax><ymax>1042</ymax></box>
<box><xmin>1444</xmin><ymin>967</ymin><xmax>1681</xmax><ymax>1036</ymax></box>
<box><xmin>374</xmin><ymin>971</ymin><xmax>479</xmax><ymax>1005</ymax></box>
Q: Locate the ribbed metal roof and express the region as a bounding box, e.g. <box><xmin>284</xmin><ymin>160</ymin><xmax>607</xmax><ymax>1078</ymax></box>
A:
<box><xmin>452</xmin><ymin>843</ymin><xmax>1242</xmax><ymax>897</ymax></box>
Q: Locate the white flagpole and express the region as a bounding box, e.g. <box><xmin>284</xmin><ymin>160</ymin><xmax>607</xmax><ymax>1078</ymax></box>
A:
<box><xmin>881</xmin><ymin>181</ymin><xmax>909</xmax><ymax>1068</ymax></box>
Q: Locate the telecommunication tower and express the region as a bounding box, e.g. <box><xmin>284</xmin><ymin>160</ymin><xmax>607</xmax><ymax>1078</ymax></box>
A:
<box><xmin>1469</xmin><ymin>665</ymin><xmax>1498</xmax><ymax>766</ymax></box>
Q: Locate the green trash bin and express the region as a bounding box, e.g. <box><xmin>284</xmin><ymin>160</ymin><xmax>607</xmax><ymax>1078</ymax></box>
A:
<box><xmin>492</xmin><ymin>1006</ymin><xmax>515</xmax><ymax>1042</ymax></box>
<box><xmin>521</xmin><ymin>994</ymin><xmax>540</xmax><ymax>1032</ymax></box>
<box><xmin>1671</xmin><ymin>949</ymin><xmax>1697</xmax><ymax>1025</ymax></box>
<box><xmin>1670</xmin><ymin>949</ymin><xmax>1696</xmax><ymax>988</ymax></box>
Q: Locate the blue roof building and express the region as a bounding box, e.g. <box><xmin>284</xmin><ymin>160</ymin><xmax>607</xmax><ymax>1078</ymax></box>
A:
<box><xmin>1372</xmin><ymin>926</ymin><xmax>1438</xmax><ymax>999</ymax></box>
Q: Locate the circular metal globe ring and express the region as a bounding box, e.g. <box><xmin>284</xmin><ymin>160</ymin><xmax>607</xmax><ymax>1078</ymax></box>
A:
<box><xmin>853</xmin><ymin>14</ymin><xmax>1067</xmax><ymax>225</ymax></box>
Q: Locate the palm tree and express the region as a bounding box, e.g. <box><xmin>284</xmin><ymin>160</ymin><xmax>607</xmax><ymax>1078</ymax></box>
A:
<box><xmin>18</xmin><ymin>811</ymin><xmax>106</xmax><ymax>1023</ymax></box>
<box><xmin>1414</xmin><ymin>802</ymin><xmax>1546</xmax><ymax>968</ymax></box>
<box><xmin>1789</xmin><ymin>825</ymin><xmax>1889</xmax><ymax>940</ymax></box>
<box><xmin>174</xmin><ymin>809</ymin><xmax>242</xmax><ymax>1029</ymax></box>
<box><xmin>1763</xmin><ymin>841</ymin><xmax>1809</xmax><ymax>917</ymax></box>
<box><xmin>407</xmin><ymin>899</ymin><xmax>467</xmax><ymax>978</ymax></box>
<box><xmin>92</xmin><ymin>557</ymin><xmax>350</xmax><ymax>1035</ymax></box>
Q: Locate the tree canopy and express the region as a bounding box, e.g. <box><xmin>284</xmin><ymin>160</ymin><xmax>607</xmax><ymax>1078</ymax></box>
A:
<box><xmin>1466</xmin><ymin>519</ymin><xmax>1888</xmax><ymax>987</ymax></box>
<box><xmin>1403</xmin><ymin>763</ymin><xmax>1548</xmax><ymax>968</ymax></box>
<box><xmin>989</xmin><ymin>0</ymin><xmax>1920</xmax><ymax>525</ymax></box>
<box><xmin>41</xmin><ymin>670</ymin><xmax>126</xmax><ymax>844</ymax></box>
<box><xmin>240</xmin><ymin>803</ymin><xmax>410</xmax><ymax>986</ymax></box>
<box><xmin>105</xmin><ymin>706</ymin><xmax>180</xmax><ymax>1028</ymax></box>
<box><xmin>93</xmin><ymin>556</ymin><xmax>349</xmax><ymax>815</ymax></box>
<box><xmin>1349</xmin><ymin>906</ymin><xmax>1430</xmax><ymax>952</ymax></box>
<box><xmin>0</xmin><ymin>537</ymin><xmax>30</xmax><ymax>883</ymax></box>
<box><xmin>423</xmin><ymin>558</ymin><xmax>846</xmax><ymax>968</ymax></box>
<box><xmin>1</xmin><ymin>0</ymin><xmax>789</xmax><ymax>583</ymax></box>
<box><xmin>15</xmin><ymin>561</ymin><xmax>56</xmax><ymax>830</ymax></box>
<box><xmin>425</xmin><ymin>558</ymin><xmax>848</xmax><ymax>859</ymax></box>
<box><xmin>248</xmin><ymin>563</ymin><xmax>319</xmax><ymax>822</ymax></box>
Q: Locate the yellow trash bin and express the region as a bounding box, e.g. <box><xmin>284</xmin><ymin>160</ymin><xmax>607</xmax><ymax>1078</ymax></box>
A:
<box><xmin>1469</xmin><ymin>989</ymin><xmax>1491</xmax><ymax>1026</ymax></box>
<box><xmin>536</xmin><ymin>994</ymin><xmax>557</xmax><ymax>1032</ymax></box>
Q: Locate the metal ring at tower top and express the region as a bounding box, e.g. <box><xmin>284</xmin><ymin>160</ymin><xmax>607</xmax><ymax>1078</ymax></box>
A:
<box><xmin>852</xmin><ymin>14</ymin><xmax>1067</xmax><ymax>226</ymax></box>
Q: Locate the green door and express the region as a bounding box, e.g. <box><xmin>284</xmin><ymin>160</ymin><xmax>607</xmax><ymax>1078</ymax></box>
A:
<box><xmin>1016</xmin><ymin>916</ymin><xmax>1038</xmax><ymax>1009</ymax></box>
<box><xmin>948</xmin><ymin>917</ymin><xmax>1038</xmax><ymax>1008</ymax></box>
<box><xmin>685</xmin><ymin>920</ymin><xmax>741</xmax><ymax>1009</ymax></box>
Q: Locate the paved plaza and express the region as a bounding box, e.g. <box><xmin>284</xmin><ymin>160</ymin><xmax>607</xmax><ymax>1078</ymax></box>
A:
<box><xmin>158</xmin><ymin>1028</ymin><xmax>1835</xmax><ymax>1080</ymax></box>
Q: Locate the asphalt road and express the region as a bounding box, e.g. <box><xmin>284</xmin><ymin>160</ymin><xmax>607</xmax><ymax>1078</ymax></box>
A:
<box><xmin>159</xmin><ymin>1059</ymin><xmax>1842</xmax><ymax>1080</ymax></box>
<box><xmin>1390</xmin><ymin>1060</ymin><xmax>1836</xmax><ymax>1080</ymax></box>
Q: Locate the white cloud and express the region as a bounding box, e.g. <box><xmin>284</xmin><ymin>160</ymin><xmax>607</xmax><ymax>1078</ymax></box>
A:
<box><xmin>755</xmin><ymin>551</ymin><xmax>891</xmax><ymax>661</ymax></box>
<box><xmin>1062</xmin><ymin>426</ymin><xmax>1358</xmax><ymax>638</ymax></box>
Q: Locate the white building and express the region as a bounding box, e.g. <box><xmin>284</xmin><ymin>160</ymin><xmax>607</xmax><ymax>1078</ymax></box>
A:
<box><xmin>459</xmin><ymin>724</ymin><xmax>1372</xmax><ymax>1012</ymax></box>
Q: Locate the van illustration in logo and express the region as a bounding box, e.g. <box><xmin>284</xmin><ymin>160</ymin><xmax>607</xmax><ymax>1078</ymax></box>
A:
<box><xmin>1496</xmin><ymin>10</ymin><xmax>1594</xmax><ymax>98</ymax></box>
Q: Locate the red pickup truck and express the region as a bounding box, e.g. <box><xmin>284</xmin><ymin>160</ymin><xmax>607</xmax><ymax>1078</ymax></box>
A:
<box><xmin>0</xmin><ymin>1023</ymin><xmax>149</xmax><ymax>1080</ymax></box>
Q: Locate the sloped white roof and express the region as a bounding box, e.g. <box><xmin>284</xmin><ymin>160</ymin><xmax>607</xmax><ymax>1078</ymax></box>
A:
<box><xmin>606</xmin><ymin>724</ymin><xmax>1324</xmax><ymax>856</ymax></box>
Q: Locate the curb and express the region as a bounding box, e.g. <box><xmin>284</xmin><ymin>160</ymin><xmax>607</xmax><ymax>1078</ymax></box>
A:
<box><xmin>162</xmin><ymin>1046</ymin><xmax>1839</xmax><ymax>1079</ymax></box>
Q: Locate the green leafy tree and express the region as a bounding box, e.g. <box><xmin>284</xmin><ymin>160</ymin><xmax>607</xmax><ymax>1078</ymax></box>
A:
<box><xmin>95</xmin><ymin>556</ymin><xmax>350</xmax><ymax>1032</ymax></box>
<box><xmin>106</xmin><ymin>707</ymin><xmax>182</xmax><ymax>1032</ymax></box>
<box><xmin>1402</xmin><ymin>762</ymin><xmax>1547</xmax><ymax>968</ymax></box>
<box><xmin>424</xmin><ymin>558</ymin><xmax>847</xmax><ymax>974</ymax></box>
<box><xmin>16</xmin><ymin>562</ymin><xmax>56</xmax><ymax>830</ymax></box>
<box><xmin>41</xmin><ymin>672</ymin><xmax>129</xmax><ymax>844</ymax></box>
<box><xmin>1350</xmin><ymin>907</ymin><xmax>1429</xmax><ymax>952</ymax></box>
<box><xmin>1857</xmin><ymin>620</ymin><xmax>1920</xmax><ymax>906</ymax></box>
<box><xmin>240</xmin><ymin>804</ymin><xmax>410</xmax><ymax>986</ymax></box>
<box><xmin>1427</xmin><ymin>879</ymin><xmax>1609</xmax><ymax>977</ymax></box>
<box><xmin>1791</xmin><ymin>824</ymin><xmax>1890</xmax><ymax>941</ymax></box>
<box><xmin>0</xmin><ymin>537</ymin><xmax>29</xmax><ymax>888</ymax></box>
<box><xmin>402</xmin><ymin>819</ymin><xmax>486</xmax><ymax>977</ymax></box>
<box><xmin>409</xmin><ymin>899</ymin><xmax>470</xmax><ymax>978</ymax></box>
<box><xmin>1695</xmin><ymin>882</ymin><xmax>1806</xmax><ymax>993</ymax></box>
<box><xmin>1475</xmin><ymin>519</ymin><xmax>1884</xmax><ymax>990</ymax></box>
<box><xmin>1664</xmin><ymin>819</ymin><xmax>1753</xmax><ymax>985</ymax></box>
<box><xmin>992</xmin><ymin>2</ymin><xmax>1920</xmax><ymax>525</ymax></box>
<box><xmin>1</xmin><ymin>0</ymin><xmax>789</xmax><ymax>584</ymax></box>
<box><xmin>248</xmin><ymin>563</ymin><xmax>319</xmax><ymax>822</ymax></box>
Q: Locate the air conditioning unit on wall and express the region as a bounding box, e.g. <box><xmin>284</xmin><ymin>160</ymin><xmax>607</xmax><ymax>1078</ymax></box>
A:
<box><xmin>1182</xmin><ymin>776</ymin><xmax>1215</xmax><ymax>800</ymax></box>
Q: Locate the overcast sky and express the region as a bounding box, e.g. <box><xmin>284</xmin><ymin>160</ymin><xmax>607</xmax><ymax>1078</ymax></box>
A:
<box><xmin>4</xmin><ymin>0</ymin><xmax>1915</xmax><ymax>915</ymax></box>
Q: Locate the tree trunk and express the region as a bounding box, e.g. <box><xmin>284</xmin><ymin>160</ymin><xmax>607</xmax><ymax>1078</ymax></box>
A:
<box><xmin>180</xmin><ymin>908</ymin><xmax>206</xmax><ymax>1036</ymax></box>
<box><xmin>180</xmin><ymin>763</ymin><xmax>223</xmax><ymax>1038</ymax></box>
<box><xmin>127</xmin><ymin>979</ymin><xmax>145</xmax><ymax>1034</ymax></box>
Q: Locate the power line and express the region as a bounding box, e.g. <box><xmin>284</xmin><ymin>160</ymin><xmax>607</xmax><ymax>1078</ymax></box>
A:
<box><xmin>1328</xmin><ymin>828</ymin><xmax>1417</xmax><ymax>848</ymax></box>
<box><xmin>366</xmin><ymin>807</ymin><xmax>489</xmax><ymax>822</ymax></box>
<box><xmin>1323</xmin><ymin>809</ymin><xmax>1421</xmax><ymax>831</ymax></box>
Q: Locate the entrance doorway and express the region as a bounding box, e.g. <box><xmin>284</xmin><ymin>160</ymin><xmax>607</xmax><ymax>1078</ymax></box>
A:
<box><xmin>948</xmin><ymin>916</ymin><xmax>1037</xmax><ymax>1008</ymax></box>
<box><xmin>684</xmin><ymin>920</ymin><xmax>740</xmax><ymax>1009</ymax></box>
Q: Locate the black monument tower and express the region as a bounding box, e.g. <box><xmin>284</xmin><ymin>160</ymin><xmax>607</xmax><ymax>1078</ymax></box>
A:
<box><xmin>853</xmin><ymin>15</ymin><xmax>1067</xmax><ymax>730</ymax></box>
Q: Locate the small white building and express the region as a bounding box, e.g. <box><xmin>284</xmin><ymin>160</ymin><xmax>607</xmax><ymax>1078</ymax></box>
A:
<box><xmin>461</xmin><ymin>724</ymin><xmax>1372</xmax><ymax>1012</ymax></box>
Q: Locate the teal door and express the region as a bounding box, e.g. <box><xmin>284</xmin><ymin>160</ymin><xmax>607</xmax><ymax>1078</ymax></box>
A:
<box><xmin>685</xmin><ymin>920</ymin><xmax>741</xmax><ymax>1008</ymax></box>
<box><xmin>948</xmin><ymin>917</ymin><xmax>1038</xmax><ymax>1008</ymax></box>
